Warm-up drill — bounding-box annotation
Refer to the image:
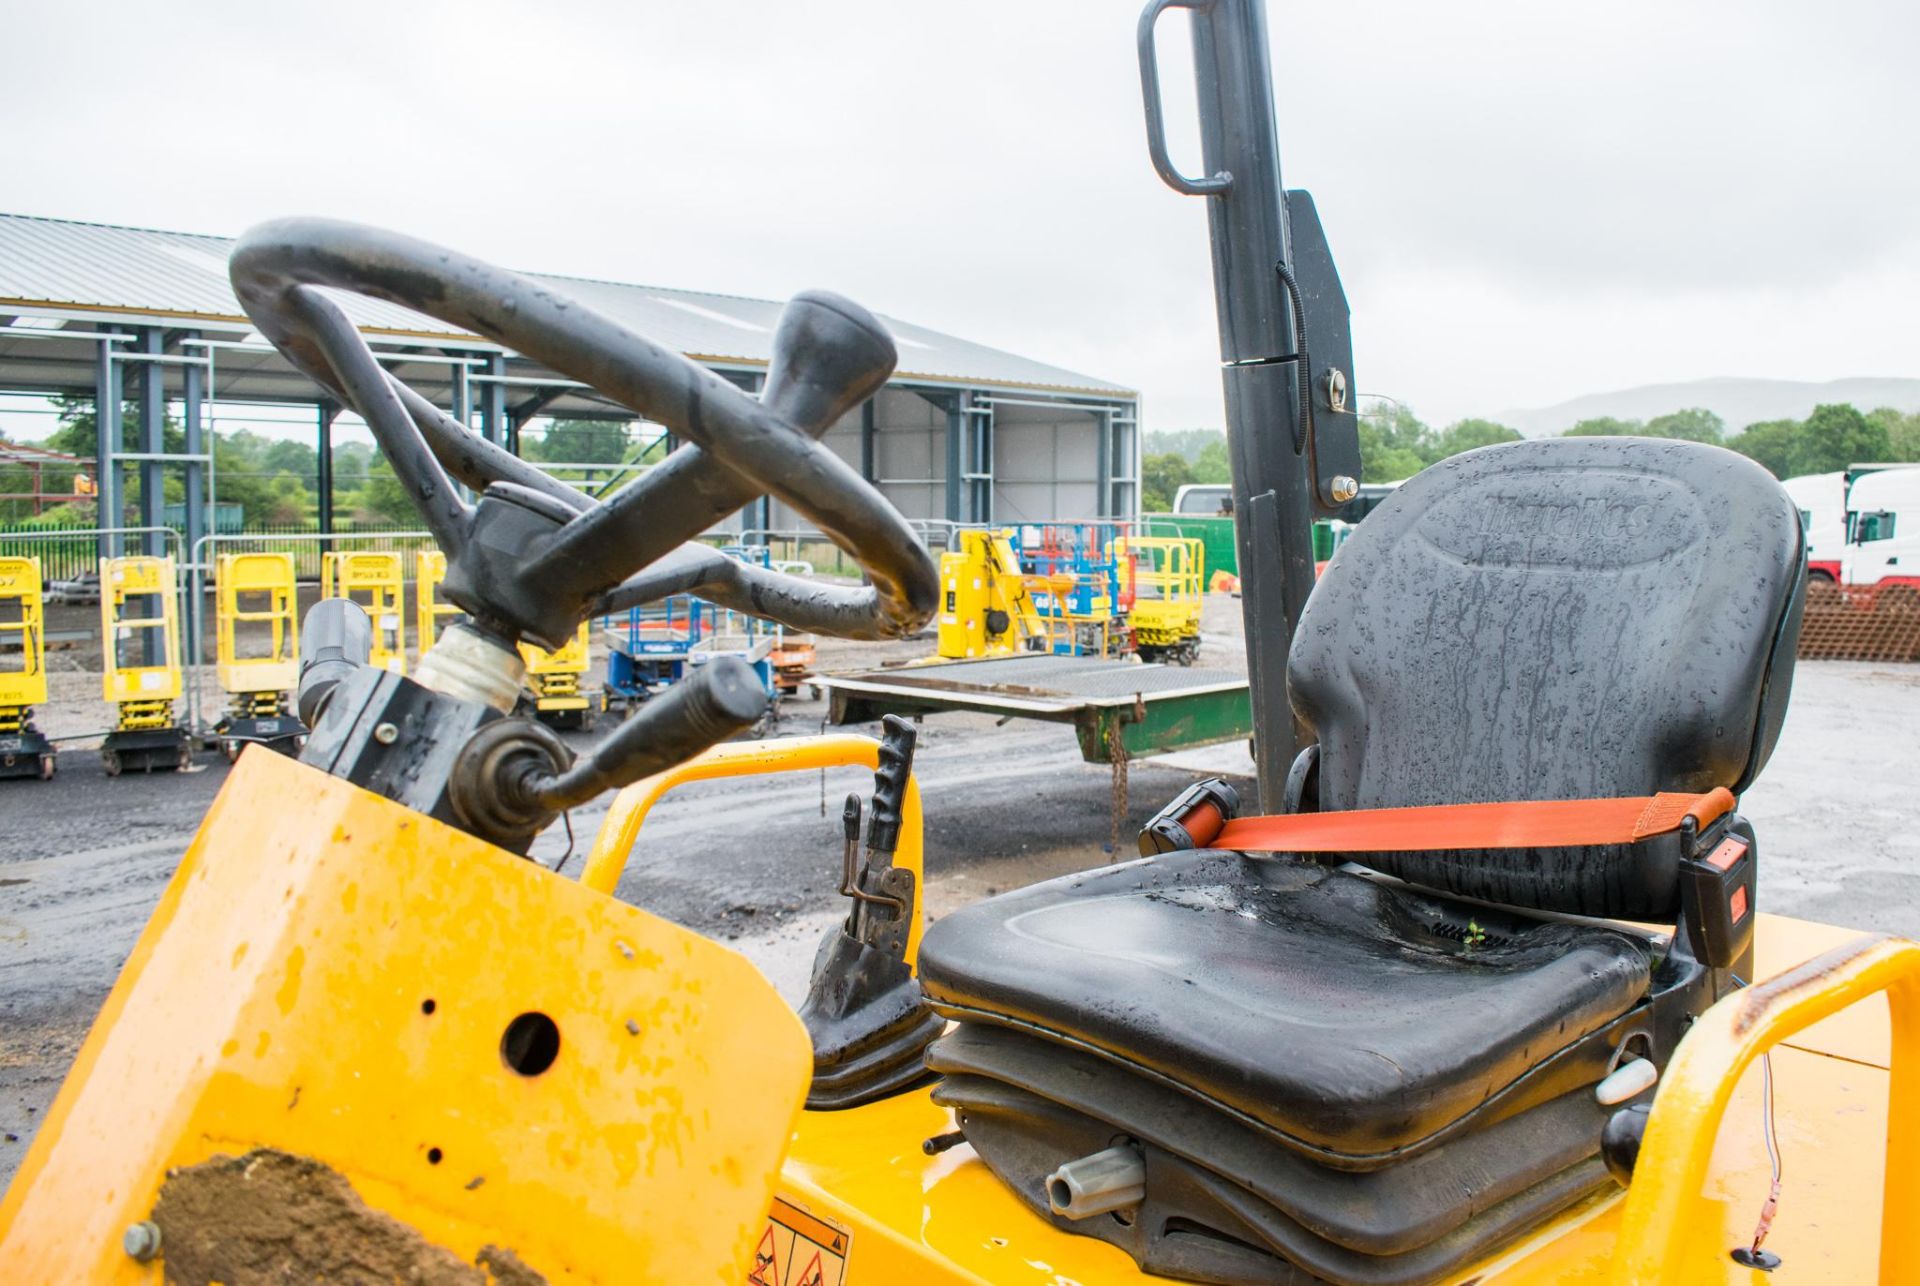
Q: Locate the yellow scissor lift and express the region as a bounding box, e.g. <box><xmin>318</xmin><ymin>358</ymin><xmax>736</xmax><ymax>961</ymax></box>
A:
<box><xmin>414</xmin><ymin>549</ymin><xmax>464</xmax><ymax>652</ymax></box>
<box><xmin>0</xmin><ymin>555</ymin><xmax>56</xmax><ymax>781</ymax></box>
<box><xmin>321</xmin><ymin>551</ymin><xmax>407</xmax><ymax>675</ymax></box>
<box><xmin>1117</xmin><ymin>535</ymin><xmax>1205</xmax><ymax>665</ymax></box>
<box><xmin>98</xmin><ymin>555</ymin><xmax>191</xmax><ymax>776</ymax></box>
<box><xmin>212</xmin><ymin>552</ymin><xmax>306</xmax><ymax>762</ymax></box>
<box><xmin>420</xmin><ymin>549</ymin><xmax>592</xmax><ymax>730</ymax></box>
<box><xmin>519</xmin><ymin>624</ymin><xmax>595</xmax><ymax>731</ymax></box>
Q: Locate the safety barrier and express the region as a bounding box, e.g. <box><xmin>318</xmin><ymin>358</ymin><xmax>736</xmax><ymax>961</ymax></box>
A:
<box><xmin>1798</xmin><ymin>580</ymin><xmax>1920</xmax><ymax>663</ymax></box>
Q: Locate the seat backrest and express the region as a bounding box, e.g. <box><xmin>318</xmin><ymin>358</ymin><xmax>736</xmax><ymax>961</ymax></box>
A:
<box><xmin>1287</xmin><ymin>438</ymin><xmax>1804</xmax><ymax>918</ymax></box>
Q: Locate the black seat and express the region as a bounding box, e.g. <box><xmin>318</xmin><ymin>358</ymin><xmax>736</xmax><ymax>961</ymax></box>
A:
<box><xmin>923</xmin><ymin>852</ymin><xmax>1651</xmax><ymax>1161</ymax></box>
<box><xmin>917</xmin><ymin>439</ymin><xmax>1805</xmax><ymax>1285</ymax></box>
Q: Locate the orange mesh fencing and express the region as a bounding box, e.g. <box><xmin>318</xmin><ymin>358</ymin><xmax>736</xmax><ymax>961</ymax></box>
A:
<box><xmin>1797</xmin><ymin>580</ymin><xmax>1920</xmax><ymax>663</ymax></box>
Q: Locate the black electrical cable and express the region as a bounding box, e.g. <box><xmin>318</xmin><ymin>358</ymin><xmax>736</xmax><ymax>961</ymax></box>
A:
<box><xmin>1273</xmin><ymin>260</ymin><xmax>1314</xmax><ymax>454</ymax></box>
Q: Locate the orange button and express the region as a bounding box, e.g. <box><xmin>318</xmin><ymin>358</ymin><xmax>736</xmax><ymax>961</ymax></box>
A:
<box><xmin>1706</xmin><ymin>836</ymin><xmax>1749</xmax><ymax>872</ymax></box>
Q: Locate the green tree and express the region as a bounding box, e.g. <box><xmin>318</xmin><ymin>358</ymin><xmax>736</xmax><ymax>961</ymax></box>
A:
<box><xmin>1358</xmin><ymin>404</ymin><xmax>1430</xmax><ymax>482</ymax></box>
<box><xmin>529</xmin><ymin>418</ymin><xmax>631</xmax><ymax>464</ymax></box>
<box><xmin>1788</xmin><ymin>403</ymin><xmax>1889</xmax><ymax>476</ymax></box>
<box><xmin>1424</xmin><ymin>418</ymin><xmax>1521</xmax><ymax>462</ymax></box>
<box><xmin>46</xmin><ymin>392</ymin><xmax>184</xmax><ymax>459</ymax></box>
<box><xmin>1142</xmin><ymin>428</ymin><xmax>1226</xmax><ymax>464</ymax></box>
<box><xmin>1866</xmin><ymin>407</ymin><xmax>1920</xmax><ymax>461</ymax></box>
<box><xmin>1643</xmin><ymin>407</ymin><xmax>1725</xmax><ymax>443</ymax></box>
<box><xmin>1141</xmin><ymin>451</ymin><xmax>1195</xmax><ymax>512</ymax></box>
<box><xmin>1561</xmin><ymin>416</ymin><xmax>1644</xmax><ymax>437</ymax></box>
<box><xmin>1192</xmin><ymin>438</ymin><xmax>1233</xmax><ymax>485</ymax></box>
<box><xmin>1726</xmin><ymin>419</ymin><xmax>1800</xmax><ymax>478</ymax></box>
<box><xmin>348</xmin><ymin>458</ymin><xmax>418</xmax><ymax>524</ymax></box>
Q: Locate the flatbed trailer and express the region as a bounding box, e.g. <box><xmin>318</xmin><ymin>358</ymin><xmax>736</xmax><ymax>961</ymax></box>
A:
<box><xmin>821</xmin><ymin>652</ymin><xmax>1251</xmax><ymax>766</ymax></box>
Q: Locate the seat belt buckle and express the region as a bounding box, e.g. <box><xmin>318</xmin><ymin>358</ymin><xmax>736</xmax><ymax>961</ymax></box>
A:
<box><xmin>1679</xmin><ymin>823</ymin><xmax>1757</xmax><ymax>970</ymax></box>
<box><xmin>1138</xmin><ymin>777</ymin><xmax>1241</xmax><ymax>856</ymax></box>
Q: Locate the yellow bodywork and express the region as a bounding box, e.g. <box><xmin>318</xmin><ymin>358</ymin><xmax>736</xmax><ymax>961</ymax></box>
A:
<box><xmin>776</xmin><ymin>926</ymin><xmax>1918</xmax><ymax>1285</ymax></box>
<box><xmin>0</xmin><ymin>554</ymin><xmax>48</xmax><ymax>718</ymax></box>
<box><xmin>0</xmin><ymin>750</ymin><xmax>812</xmax><ymax>1283</ymax></box>
<box><xmin>214</xmin><ymin>552</ymin><xmax>298</xmax><ymax>696</ymax></box>
<box><xmin>415</xmin><ymin>548</ymin><xmax>465</xmax><ymax>651</ymax></box>
<box><xmin>1117</xmin><ymin>535</ymin><xmax>1204</xmax><ymax>654</ymax></box>
<box><xmin>100</xmin><ymin>555</ymin><xmax>181</xmax><ymax>726</ymax></box>
<box><xmin>583</xmin><ymin>734</ymin><xmax>926</xmax><ymax>968</ymax></box>
<box><xmin>519</xmin><ymin>623</ymin><xmax>592</xmax><ymax>713</ymax></box>
<box><xmin>936</xmin><ymin>528</ymin><xmax>1044</xmax><ymax>660</ymax></box>
<box><xmin>3</xmin><ymin>734</ymin><xmax>1915</xmax><ymax>1283</ymax></box>
<box><xmin>322</xmin><ymin>550</ymin><xmax>407</xmax><ymax>674</ymax></box>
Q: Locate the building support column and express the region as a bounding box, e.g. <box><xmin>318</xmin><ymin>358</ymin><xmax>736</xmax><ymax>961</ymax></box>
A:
<box><xmin>95</xmin><ymin>331</ymin><xmax>123</xmax><ymax>561</ymax></box>
<box><xmin>182</xmin><ymin>336</ymin><xmax>207</xmax><ymax>656</ymax></box>
<box><xmin>137</xmin><ymin>328</ymin><xmax>167</xmax><ymax>558</ymax></box>
<box><xmin>859</xmin><ymin>397</ymin><xmax>876</xmax><ymax>483</ymax></box>
<box><xmin>480</xmin><ymin>353</ymin><xmax>507</xmax><ymax>446</ymax></box>
<box><xmin>1094</xmin><ymin>408</ymin><xmax>1111</xmax><ymax>520</ymax></box>
<box><xmin>944</xmin><ymin>393</ymin><xmax>963</xmax><ymax>524</ymax></box>
<box><xmin>317</xmin><ymin>399</ymin><xmax>339</xmax><ymax>556</ymax></box>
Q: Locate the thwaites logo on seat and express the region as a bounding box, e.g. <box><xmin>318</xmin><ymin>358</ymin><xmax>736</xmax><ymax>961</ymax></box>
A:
<box><xmin>748</xmin><ymin>1195</ymin><xmax>850</xmax><ymax>1286</ymax></box>
<box><xmin>1474</xmin><ymin>496</ymin><xmax>1656</xmax><ymax>540</ymax></box>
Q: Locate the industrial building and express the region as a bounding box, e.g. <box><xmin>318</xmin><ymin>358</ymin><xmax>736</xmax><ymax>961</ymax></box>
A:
<box><xmin>0</xmin><ymin>212</ymin><xmax>1140</xmax><ymax>559</ymax></box>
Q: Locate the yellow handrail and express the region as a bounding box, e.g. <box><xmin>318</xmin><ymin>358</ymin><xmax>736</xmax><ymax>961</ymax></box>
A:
<box><xmin>580</xmin><ymin>734</ymin><xmax>926</xmax><ymax>967</ymax></box>
<box><xmin>1611</xmin><ymin>933</ymin><xmax>1920</xmax><ymax>1282</ymax></box>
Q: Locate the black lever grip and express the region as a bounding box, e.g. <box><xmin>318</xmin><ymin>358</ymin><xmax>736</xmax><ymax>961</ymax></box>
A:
<box><xmin>530</xmin><ymin>656</ymin><xmax>766</xmax><ymax>811</ymax></box>
<box><xmin>296</xmin><ymin>598</ymin><xmax>373</xmax><ymax>726</ymax></box>
<box><xmin>865</xmin><ymin>714</ymin><xmax>918</xmax><ymax>857</ymax></box>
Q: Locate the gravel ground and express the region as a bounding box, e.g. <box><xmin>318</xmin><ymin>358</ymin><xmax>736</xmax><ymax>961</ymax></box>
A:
<box><xmin>3</xmin><ymin>590</ymin><xmax>1918</xmax><ymax>1192</ymax></box>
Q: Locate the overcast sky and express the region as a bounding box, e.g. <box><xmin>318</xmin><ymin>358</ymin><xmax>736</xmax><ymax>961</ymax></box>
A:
<box><xmin>5</xmin><ymin>0</ymin><xmax>1917</xmax><ymax>431</ymax></box>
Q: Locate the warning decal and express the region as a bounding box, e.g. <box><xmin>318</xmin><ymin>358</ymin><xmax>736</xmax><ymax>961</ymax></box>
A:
<box><xmin>747</xmin><ymin>1195</ymin><xmax>850</xmax><ymax>1286</ymax></box>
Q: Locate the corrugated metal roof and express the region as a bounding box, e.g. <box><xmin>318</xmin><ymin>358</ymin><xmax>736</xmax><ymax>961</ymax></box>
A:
<box><xmin>0</xmin><ymin>213</ymin><xmax>1131</xmax><ymax>398</ymax></box>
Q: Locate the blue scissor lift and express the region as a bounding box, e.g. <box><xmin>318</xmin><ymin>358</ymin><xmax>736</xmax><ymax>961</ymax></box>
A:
<box><xmin>599</xmin><ymin>546</ymin><xmax>780</xmax><ymax>723</ymax></box>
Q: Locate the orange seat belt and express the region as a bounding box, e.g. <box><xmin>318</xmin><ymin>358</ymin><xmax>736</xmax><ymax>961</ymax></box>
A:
<box><xmin>1210</xmin><ymin>787</ymin><xmax>1736</xmax><ymax>854</ymax></box>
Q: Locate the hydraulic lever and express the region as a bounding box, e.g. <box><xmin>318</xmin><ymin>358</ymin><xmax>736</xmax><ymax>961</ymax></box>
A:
<box><xmin>798</xmin><ymin>714</ymin><xmax>940</xmax><ymax>1109</ymax></box>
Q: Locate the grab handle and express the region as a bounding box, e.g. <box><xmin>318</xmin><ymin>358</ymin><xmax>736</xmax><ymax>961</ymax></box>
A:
<box><xmin>1137</xmin><ymin>0</ymin><xmax>1232</xmax><ymax>196</ymax></box>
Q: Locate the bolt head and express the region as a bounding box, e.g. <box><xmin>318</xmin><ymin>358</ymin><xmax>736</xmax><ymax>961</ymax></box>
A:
<box><xmin>373</xmin><ymin>721</ymin><xmax>399</xmax><ymax>745</ymax></box>
<box><xmin>123</xmin><ymin>1220</ymin><xmax>162</xmax><ymax>1262</ymax></box>
<box><xmin>1329</xmin><ymin>475</ymin><xmax>1360</xmax><ymax>503</ymax></box>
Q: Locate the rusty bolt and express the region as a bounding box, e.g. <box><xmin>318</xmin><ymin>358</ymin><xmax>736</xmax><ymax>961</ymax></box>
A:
<box><xmin>123</xmin><ymin>1220</ymin><xmax>162</xmax><ymax>1262</ymax></box>
<box><xmin>1330</xmin><ymin>475</ymin><xmax>1360</xmax><ymax>504</ymax></box>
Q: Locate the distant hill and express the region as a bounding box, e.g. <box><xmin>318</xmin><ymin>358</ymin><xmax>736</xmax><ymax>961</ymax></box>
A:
<box><xmin>1497</xmin><ymin>378</ymin><xmax>1920</xmax><ymax>437</ymax></box>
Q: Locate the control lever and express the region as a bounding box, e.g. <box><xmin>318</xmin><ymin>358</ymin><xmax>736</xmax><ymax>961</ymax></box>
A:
<box><xmin>449</xmin><ymin>657</ymin><xmax>766</xmax><ymax>849</ymax></box>
<box><xmin>797</xmin><ymin>714</ymin><xmax>940</xmax><ymax>1110</ymax></box>
<box><xmin>850</xmin><ymin>715</ymin><xmax>916</xmax><ymax>950</ymax></box>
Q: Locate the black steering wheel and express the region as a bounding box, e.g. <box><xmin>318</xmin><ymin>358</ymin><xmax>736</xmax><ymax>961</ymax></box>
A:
<box><xmin>230</xmin><ymin>217</ymin><xmax>938</xmax><ymax>653</ymax></box>
<box><xmin>232</xmin><ymin>218</ymin><xmax>940</xmax><ymax>843</ymax></box>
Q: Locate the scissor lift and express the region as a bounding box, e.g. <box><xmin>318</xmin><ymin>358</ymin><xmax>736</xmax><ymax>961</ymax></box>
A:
<box><xmin>320</xmin><ymin>551</ymin><xmax>406</xmax><ymax>674</ymax></box>
<box><xmin>0</xmin><ymin>555</ymin><xmax>56</xmax><ymax>781</ymax></box>
<box><xmin>413</xmin><ymin>549</ymin><xmax>465</xmax><ymax>650</ymax></box>
<box><xmin>99</xmin><ymin>555</ymin><xmax>191</xmax><ymax>776</ymax></box>
<box><xmin>1018</xmin><ymin>522</ymin><xmax>1135</xmax><ymax>658</ymax></box>
<box><xmin>212</xmin><ymin>552</ymin><xmax>305</xmax><ymax>761</ymax></box>
<box><xmin>420</xmin><ymin>548</ymin><xmax>590</xmax><ymax>729</ymax></box>
<box><xmin>1117</xmin><ymin>534</ymin><xmax>1205</xmax><ymax>665</ymax></box>
<box><xmin>518</xmin><ymin>624</ymin><xmax>594</xmax><ymax>730</ymax></box>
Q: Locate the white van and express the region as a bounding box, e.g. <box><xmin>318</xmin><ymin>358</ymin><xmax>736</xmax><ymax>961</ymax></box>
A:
<box><xmin>1172</xmin><ymin>484</ymin><xmax>1233</xmax><ymax>515</ymax></box>
<box><xmin>1780</xmin><ymin>471</ymin><xmax>1847</xmax><ymax>581</ymax></box>
<box><xmin>1842</xmin><ymin>466</ymin><xmax>1920</xmax><ymax>589</ymax></box>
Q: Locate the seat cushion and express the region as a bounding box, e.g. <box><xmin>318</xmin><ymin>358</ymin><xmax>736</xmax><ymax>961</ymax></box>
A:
<box><xmin>917</xmin><ymin>850</ymin><xmax>1652</xmax><ymax>1161</ymax></box>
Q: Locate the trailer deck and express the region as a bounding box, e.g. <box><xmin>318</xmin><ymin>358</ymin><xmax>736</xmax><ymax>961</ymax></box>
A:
<box><xmin>820</xmin><ymin>653</ymin><xmax>1251</xmax><ymax>765</ymax></box>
